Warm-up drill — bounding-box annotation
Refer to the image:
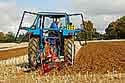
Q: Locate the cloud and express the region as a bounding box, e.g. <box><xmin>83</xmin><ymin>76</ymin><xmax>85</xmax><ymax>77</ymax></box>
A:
<box><xmin>72</xmin><ymin>0</ymin><xmax>125</xmax><ymax>15</ymax></box>
<box><xmin>71</xmin><ymin>0</ymin><xmax>125</xmax><ymax>33</ymax></box>
<box><xmin>0</xmin><ymin>0</ymin><xmax>18</xmax><ymax>33</ymax></box>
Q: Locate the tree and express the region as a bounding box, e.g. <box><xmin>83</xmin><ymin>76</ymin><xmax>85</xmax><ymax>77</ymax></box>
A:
<box><xmin>105</xmin><ymin>16</ymin><xmax>125</xmax><ymax>39</ymax></box>
<box><xmin>0</xmin><ymin>32</ymin><xmax>4</xmax><ymax>40</ymax></box>
<box><xmin>5</xmin><ymin>32</ymin><xmax>15</xmax><ymax>42</ymax></box>
<box><xmin>84</xmin><ymin>20</ymin><xmax>95</xmax><ymax>40</ymax></box>
<box><xmin>77</xmin><ymin>20</ymin><xmax>98</xmax><ymax>40</ymax></box>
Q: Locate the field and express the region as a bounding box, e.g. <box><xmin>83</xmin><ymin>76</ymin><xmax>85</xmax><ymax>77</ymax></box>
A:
<box><xmin>0</xmin><ymin>41</ymin><xmax>125</xmax><ymax>83</ymax></box>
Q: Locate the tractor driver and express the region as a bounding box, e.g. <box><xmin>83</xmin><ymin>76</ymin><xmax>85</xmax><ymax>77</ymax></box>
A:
<box><xmin>49</xmin><ymin>19</ymin><xmax>60</xmax><ymax>36</ymax></box>
<box><xmin>50</xmin><ymin>21</ymin><xmax>58</xmax><ymax>29</ymax></box>
<box><xmin>50</xmin><ymin>19</ymin><xmax>60</xmax><ymax>29</ymax></box>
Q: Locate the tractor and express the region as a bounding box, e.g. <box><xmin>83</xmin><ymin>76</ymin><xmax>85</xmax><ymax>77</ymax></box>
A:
<box><xmin>15</xmin><ymin>11</ymin><xmax>86</xmax><ymax>73</ymax></box>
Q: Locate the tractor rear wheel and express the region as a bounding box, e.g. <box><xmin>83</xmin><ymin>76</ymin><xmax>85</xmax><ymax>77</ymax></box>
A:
<box><xmin>64</xmin><ymin>38</ymin><xmax>75</xmax><ymax>65</ymax></box>
<box><xmin>28</xmin><ymin>37</ymin><xmax>40</xmax><ymax>68</ymax></box>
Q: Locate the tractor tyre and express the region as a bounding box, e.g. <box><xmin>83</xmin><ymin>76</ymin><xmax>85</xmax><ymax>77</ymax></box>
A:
<box><xmin>64</xmin><ymin>38</ymin><xmax>75</xmax><ymax>65</ymax></box>
<box><xmin>28</xmin><ymin>37</ymin><xmax>40</xmax><ymax>68</ymax></box>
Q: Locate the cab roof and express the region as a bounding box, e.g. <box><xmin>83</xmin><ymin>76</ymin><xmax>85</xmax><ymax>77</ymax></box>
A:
<box><xmin>38</xmin><ymin>12</ymin><xmax>67</xmax><ymax>18</ymax></box>
<box><xmin>24</xmin><ymin>11</ymin><xmax>82</xmax><ymax>18</ymax></box>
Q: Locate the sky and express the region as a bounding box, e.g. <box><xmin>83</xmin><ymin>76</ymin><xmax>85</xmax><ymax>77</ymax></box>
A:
<box><xmin>0</xmin><ymin>0</ymin><xmax>125</xmax><ymax>33</ymax></box>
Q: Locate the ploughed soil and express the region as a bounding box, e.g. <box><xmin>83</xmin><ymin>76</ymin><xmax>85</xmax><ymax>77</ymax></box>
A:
<box><xmin>52</xmin><ymin>41</ymin><xmax>125</xmax><ymax>75</ymax></box>
<box><xmin>0</xmin><ymin>47</ymin><xmax>28</xmax><ymax>60</ymax></box>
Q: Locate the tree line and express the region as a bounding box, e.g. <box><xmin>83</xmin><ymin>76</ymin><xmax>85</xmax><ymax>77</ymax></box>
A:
<box><xmin>0</xmin><ymin>32</ymin><xmax>27</xmax><ymax>43</ymax></box>
<box><xmin>77</xmin><ymin>20</ymin><xmax>102</xmax><ymax>41</ymax></box>
<box><xmin>105</xmin><ymin>16</ymin><xmax>125</xmax><ymax>39</ymax></box>
<box><xmin>77</xmin><ymin>16</ymin><xmax>125</xmax><ymax>40</ymax></box>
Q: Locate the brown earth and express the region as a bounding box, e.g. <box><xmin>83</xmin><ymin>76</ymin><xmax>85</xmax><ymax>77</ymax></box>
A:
<box><xmin>0</xmin><ymin>47</ymin><xmax>28</xmax><ymax>60</ymax></box>
<box><xmin>56</xmin><ymin>41</ymin><xmax>125</xmax><ymax>75</ymax></box>
<box><xmin>76</xmin><ymin>42</ymin><xmax>125</xmax><ymax>72</ymax></box>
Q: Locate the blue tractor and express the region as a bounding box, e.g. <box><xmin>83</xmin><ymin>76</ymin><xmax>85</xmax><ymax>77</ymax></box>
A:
<box><xmin>15</xmin><ymin>11</ymin><xmax>86</xmax><ymax>73</ymax></box>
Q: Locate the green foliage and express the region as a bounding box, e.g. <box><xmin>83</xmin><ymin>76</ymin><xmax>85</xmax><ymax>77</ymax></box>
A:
<box><xmin>5</xmin><ymin>32</ymin><xmax>15</xmax><ymax>42</ymax></box>
<box><xmin>0</xmin><ymin>32</ymin><xmax>15</xmax><ymax>43</ymax></box>
<box><xmin>105</xmin><ymin>16</ymin><xmax>125</xmax><ymax>39</ymax></box>
<box><xmin>0</xmin><ymin>31</ymin><xmax>29</xmax><ymax>43</ymax></box>
<box><xmin>17</xmin><ymin>33</ymin><xmax>29</xmax><ymax>42</ymax></box>
<box><xmin>84</xmin><ymin>20</ymin><xmax>93</xmax><ymax>32</ymax></box>
<box><xmin>76</xmin><ymin>20</ymin><xmax>100</xmax><ymax>41</ymax></box>
<box><xmin>0</xmin><ymin>32</ymin><xmax>4</xmax><ymax>41</ymax></box>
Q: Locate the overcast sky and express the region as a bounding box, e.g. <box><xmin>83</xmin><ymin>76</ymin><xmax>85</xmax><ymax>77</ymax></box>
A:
<box><xmin>0</xmin><ymin>0</ymin><xmax>125</xmax><ymax>33</ymax></box>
